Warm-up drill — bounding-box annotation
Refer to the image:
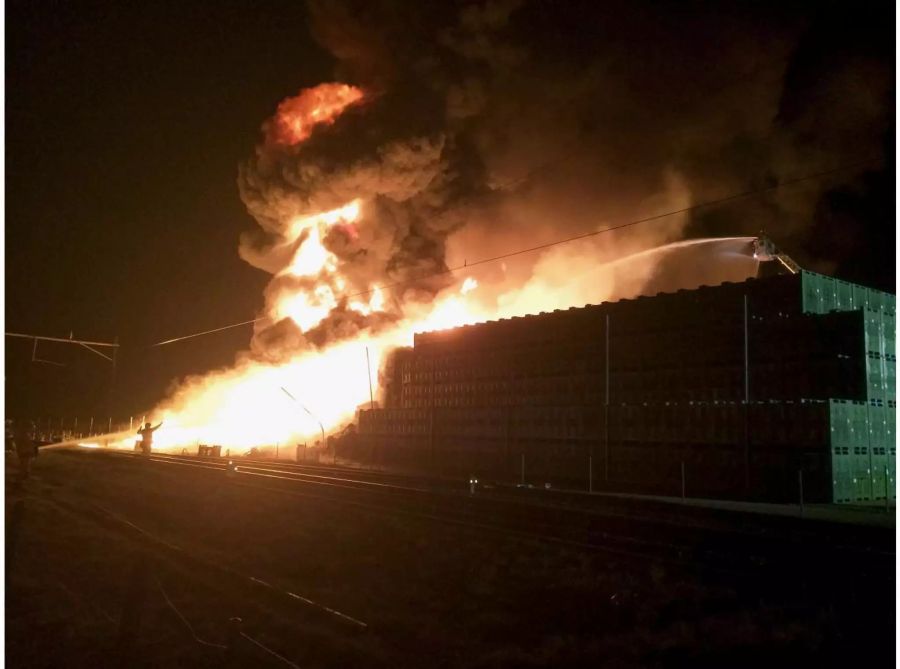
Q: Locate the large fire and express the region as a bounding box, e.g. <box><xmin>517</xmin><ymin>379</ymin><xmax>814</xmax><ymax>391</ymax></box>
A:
<box><xmin>112</xmin><ymin>83</ymin><xmax>495</xmax><ymax>453</ymax></box>
<box><xmin>265</xmin><ymin>83</ymin><xmax>364</xmax><ymax>146</ymax></box>
<box><xmin>105</xmin><ymin>81</ymin><xmax>753</xmax><ymax>455</ymax></box>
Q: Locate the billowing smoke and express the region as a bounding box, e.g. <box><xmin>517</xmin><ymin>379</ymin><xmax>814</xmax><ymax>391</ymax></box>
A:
<box><xmin>243</xmin><ymin>0</ymin><xmax>890</xmax><ymax>357</ymax></box>
<box><xmin>141</xmin><ymin>0</ymin><xmax>890</xmax><ymax>450</ymax></box>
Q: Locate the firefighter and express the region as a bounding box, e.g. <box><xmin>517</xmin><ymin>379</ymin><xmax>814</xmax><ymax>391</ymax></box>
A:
<box><xmin>136</xmin><ymin>421</ymin><xmax>163</xmax><ymax>455</ymax></box>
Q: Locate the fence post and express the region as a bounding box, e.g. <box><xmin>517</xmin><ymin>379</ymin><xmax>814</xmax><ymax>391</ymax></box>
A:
<box><xmin>798</xmin><ymin>470</ymin><xmax>804</xmax><ymax>517</ymax></box>
<box><xmin>108</xmin><ymin>417</ymin><xmax>112</xmax><ymax>433</ymax></box>
<box><xmin>588</xmin><ymin>455</ymin><xmax>593</xmax><ymax>493</ymax></box>
<box><xmin>115</xmin><ymin>554</ymin><xmax>150</xmax><ymax>666</ymax></box>
<box><xmin>681</xmin><ymin>461</ymin><xmax>686</xmax><ymax>503</ymax></box>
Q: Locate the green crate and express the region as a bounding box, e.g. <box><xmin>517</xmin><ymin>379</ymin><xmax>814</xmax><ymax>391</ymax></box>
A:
<box><xmin>801</xmin><ymin>272</ymin><xmax>824</xmax><ymax>314</ymax></box>
<box><xmin>887</xmin><ymin>406</ymin><xmax>896</xmax><ymax>448</ymax></box>
<box><xmin>877</xmin><ymin>290</ymin><xmax>891</xmax><ymax>313</ymax></box>
<box><xmin>853</xmin><ymin>402</ymin><xmax>872</xmax><ymax>501</ymax></box>
<box><xmin>864</xmin><ymin>309</ymin><xmax>884</xmax><ymax>354</ymax></box>
<box><xmin>829</xmin><ymin>399</ymin><xmax>850</xmax><ymax>446</ymax></box>
<box><xmin>871</xmin><ymin>445</ymin><xmax>888</xmax><ymax>500</ymax></box>
<box><xmin>851</xmin><ymin>283</ymin><xmax>871</xmax><ymax>311</ymax></box>
<box><xmin>886</xmin><ymin>357</ymin><xmax>897</xmax><ymax>403</ymax></box>
<box><xmin>884</xmin><ymin>312</ymin><xmax>897</xmax><ymax>348</ymax></box>
<box><xmin>834</xmin><ymin>280</ymin><xmax>855</xmax><ymax>311</ymax></box>
<box><xmin>867</xmin><ymin>404</ymin><xmax>893</xmax><ymax>501</ymax></box>
<box><xmin>867</xmin><ymin>290</ymin><xmax>882</xmax><ymax>313</ymax></box>
<box><xmin>820</xmin><ymin>276</ymin><xmax>837</xmax><ymax>313</ymax></box>
<box><xmin>885</xmin><ymin>444</ymin><xmax>897</xmax><ymax>499</ymax></box>
<box><xmin>829</xmin><ymin>399</ymin><xmax>857</xmax><ymax>503</ymax></box>
<box><xmin>855</xmin><ymin>402</ymin><xmax>870</xmax><ymax>440</ymax></box>
<box><xmin>830</xmin><ymin>400</ymin><xmax>873</xmax><ymax>503</ymax></box>
<box><xmin>852</xmin><ymin>444</ymin><xmax>872</xmax><ymax>501</ymax></box>
<box><xmin>831</xmin><ymin>446</ymin><xmax>854</xmax><ymax>503</ymax></box>
<box><xmin>867</xmin><ymin>404</ymin><xmax>886</xmax><ymax>444</ymax></box>
<box><xmin>866</xmin><ymin>353</ymin><xmax>886</xmax><ymax>401</ymax></box>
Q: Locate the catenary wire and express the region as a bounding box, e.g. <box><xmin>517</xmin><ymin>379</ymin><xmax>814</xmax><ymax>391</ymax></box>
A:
<box><xmin>149</xmin><ymin>156</ymin><xmax>880</xmax><ymax>348</ymax></box>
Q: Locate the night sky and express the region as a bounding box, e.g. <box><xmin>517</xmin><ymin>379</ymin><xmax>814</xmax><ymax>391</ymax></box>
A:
<box><xmin>5</xmin><ymin>0</ymin><xmax>895</xmax><ymax>424</ymax></box>
<box><xmin>7</xmin><ymin>1</ymin><xmax>333</xmax><ymax>421</ymax></box>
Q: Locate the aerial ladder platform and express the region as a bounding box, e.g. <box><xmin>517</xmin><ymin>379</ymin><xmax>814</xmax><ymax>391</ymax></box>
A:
<box><xmin>752</xmin><ymin>234</ymin><xmax>801</xmax><ymax>276</ymax></box>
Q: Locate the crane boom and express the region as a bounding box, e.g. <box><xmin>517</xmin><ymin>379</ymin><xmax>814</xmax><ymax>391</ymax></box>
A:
<box><xmin>752</xmin><ymin>235</ymin><xmax>801</xmax><ymax>275</ymax></box>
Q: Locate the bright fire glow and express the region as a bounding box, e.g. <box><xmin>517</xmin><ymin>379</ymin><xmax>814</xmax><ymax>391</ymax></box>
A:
<box><xmin>284</xmin><ymin>226</ymin><xmax>336</xmax><ymax>277</ymax></box>
<box><xmin>149</xmin><ymin>272</ymin><xmax>492</xmax><ymax>451</ymax></box>
<box><xmin>268</xmin><ymin>83</ymin><xmax>364</xmax><ymax>146</ymax></box>
<box><xmin>274</xmin><ymin>289</ymin><xmax>336</xmax><ymax>332</ymax></box>
<box><xmin>282</xmin><ymin>200</ymin><xmax>361</xmax><ymax>278</ymax></box>
<box><xmin>139</xmin><ymin>84</ymin><xmax>727</xmax><ymax>454</ymax></box>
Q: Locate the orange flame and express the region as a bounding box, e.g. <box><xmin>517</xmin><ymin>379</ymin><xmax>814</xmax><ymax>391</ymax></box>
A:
<box><xmin>267</xmin><ymin>83</ymin><xmax>364</xmax><ymax>146</ymax></box>
<box><xmin>143</xmin><ymin>85</ymin><xmax>716</xmax><ymax>454</ymax></box>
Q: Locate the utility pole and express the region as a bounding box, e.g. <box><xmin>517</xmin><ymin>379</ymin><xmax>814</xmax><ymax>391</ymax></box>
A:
<box><xmin>366</xmin><ymin>346</ymin><xmax>374</xmax><ymax>410</ymax></box>
<box><xmin>604</xmin><ymin>313</ymin><xmax>610</xmax><ymax>484</ymax></box>
<box><xmin>10</xmin><ymin>332</ymin><xmax>122</xmax><ymax>441</ymax></box>
<box><xmin>280</xmin><ymin>387</ymin><xmax>327</xmax><ymax>464</ymax></box>
<box><xmin>743</xmin><ymin>294</ymin><xmax>751</xmax><ymax>496</ymax></box>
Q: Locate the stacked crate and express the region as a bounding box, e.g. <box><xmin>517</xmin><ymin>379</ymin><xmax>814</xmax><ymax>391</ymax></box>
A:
<box><xmin>788</xmin><ymin>272</ymin><xmax>895</xmax><ymax>504</ymax></box>
<box><xmin>360</xmin><ymin>271</ymin><xmax>895</xmax><ymax>504</ymax></box>
<box><xmin>786</xmin><ymin>271</ymin><xmax>896</xmax><ymax>503</ymax></box>
<box><xmin>861</xmin><ymin>288</ymin><xmax>896</xmax><ymax>502</ymax></box>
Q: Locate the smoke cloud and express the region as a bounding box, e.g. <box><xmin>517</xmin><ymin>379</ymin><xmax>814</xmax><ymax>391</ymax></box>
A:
<box><xmin>239</xmin><ymin>0</ymin><xmax>891</xmax><ymax>360</ymax></box>
<box><xmin>145</xmin><ymin>0</ymin><xmax>890</xmax><ymax>447</ymax></box>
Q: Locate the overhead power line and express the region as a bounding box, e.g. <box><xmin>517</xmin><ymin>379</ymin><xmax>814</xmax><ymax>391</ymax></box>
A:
<box><xmin>5</xmin><ymin>332</ymin><xmax>119</xmax><ymax>348</ymax></box>
<box><xmin>152</xmin><ymin>318</ymin><xmax>261</xmax><ymax>347</ymax></box>
<box><xmin>149</xmin><ymin>156</ymin><xmax>880</xmax><ymax>348</ymax></box>
<box><xmin>6</xmin><ymin>331</ymin><xmax>120</xmax><ymax>367</ymax></box>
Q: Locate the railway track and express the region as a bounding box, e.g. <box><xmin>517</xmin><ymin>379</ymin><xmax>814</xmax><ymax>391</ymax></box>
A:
<box><xmin>79</xmin><ymin>449</ymin><xmax>893</xmax><ymax>585</ymax></box>
<box><xmin>8</xmin><ymin>484</ymin><xmax>374</xmax><ymax>668</ymax></box>
<box><xmin>11</xmin><ymin>447</ymin><xmax>895</xmax><ymax>668</ymax></box>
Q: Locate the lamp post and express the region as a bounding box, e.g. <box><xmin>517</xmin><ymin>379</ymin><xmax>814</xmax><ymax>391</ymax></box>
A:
<box><xmin>280</xmin><ymin>387</ymin><xmax>328</xmax><ymax>464</ymax></box>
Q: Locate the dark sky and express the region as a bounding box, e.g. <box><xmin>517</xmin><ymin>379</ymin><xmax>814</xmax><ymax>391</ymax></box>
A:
<box><xmin>5</xmin><ymin>0</ymin><xmax>895</xmax><ymax>424</ymax></box>
<box><xmin>6</xmin><ymin>1</ymin><xmax>334</xmax><ymax>421</ymax></box>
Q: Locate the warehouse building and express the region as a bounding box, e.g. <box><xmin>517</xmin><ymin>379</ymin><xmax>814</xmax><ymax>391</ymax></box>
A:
<box><xmin>357</xmin><ymin>272</ymin><xmax>896</xmax><ymax>504</ymax></box>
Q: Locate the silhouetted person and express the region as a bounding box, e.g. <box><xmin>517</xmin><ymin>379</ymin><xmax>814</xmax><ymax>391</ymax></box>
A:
<box><xmin>136</xmin><ymin>421</ymin><xmax>162</xmax><ymax>455</ymax></box>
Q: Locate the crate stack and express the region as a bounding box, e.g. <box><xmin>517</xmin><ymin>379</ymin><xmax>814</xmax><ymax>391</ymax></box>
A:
<box><xmin>360</xmin><ymin>271</ymin><xmax>895</xmax><ymax>504</ymax></box>
<box><xmin>784</xmin><ymin>271</ymin><xmax>896</xmax><ymax>503</ymax></box>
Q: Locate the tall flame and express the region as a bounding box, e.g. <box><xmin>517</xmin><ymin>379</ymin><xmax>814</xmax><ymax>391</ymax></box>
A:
<box><xmin>130</xmin><ymin>81</ymin><xmax>747</xmax><ymax>455</ymax></box>
<box><xmin>266</xmin><ymin>83</ymin><xmax>364</xmax><ymax>146</ymax></box>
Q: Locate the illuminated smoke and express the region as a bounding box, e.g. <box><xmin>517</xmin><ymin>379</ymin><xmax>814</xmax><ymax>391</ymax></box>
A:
<box><xmin>138</xmin><ymin>1</ymin><xmax>889</xmax><ymax>452</ymax></box>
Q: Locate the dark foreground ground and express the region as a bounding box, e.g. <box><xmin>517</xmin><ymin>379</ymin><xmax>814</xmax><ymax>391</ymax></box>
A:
<box><xmin>5</xmin><ymin>449</ymin><xmax>895</xmax><ymax>668</ymax></box>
